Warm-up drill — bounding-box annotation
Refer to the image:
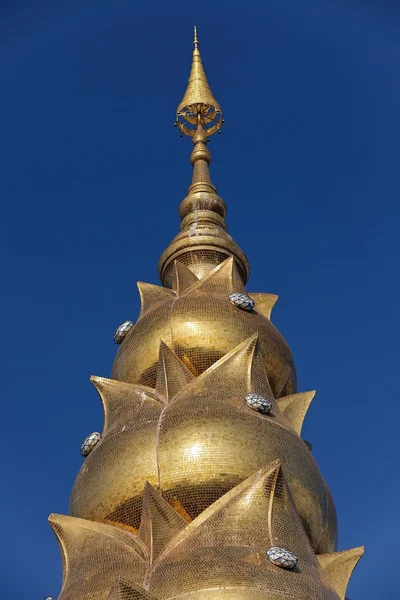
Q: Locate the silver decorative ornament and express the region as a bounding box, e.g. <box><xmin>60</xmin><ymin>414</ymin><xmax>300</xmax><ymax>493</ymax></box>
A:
<box><xmin>245</xmin><ymin>392</ymin><xmax>272</xmax><ymax>415</ymax></box>
<box><xmin>80</xmin><ymin>432</ymin><xmax>102</xmax><ymax>457</ymax></box>
<box><xmin>114</xmin><ymin>320</ymin><xmax>134</xmax><ymax>344</ymax></box>
<box><xmin>229</xmin><ymin>292</ymin><xmax>255</xmax><ymax>311</ymax></box>
<box><xmin>267</xmin><ymin>547</ymin><xmax>298</xmax><ymax>569</ymax></box>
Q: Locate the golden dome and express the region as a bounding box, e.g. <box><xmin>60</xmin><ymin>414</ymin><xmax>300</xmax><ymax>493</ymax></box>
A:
<box><xmin>112</xmin><ymin>259</ymin><xmax>296</xmax><ymax>398</ymax></box>
<box><xmin>71</xmin><ymin>332</ymin><xmax>334</xmax><ymax>553</ymax></box>
<box><xmin>57</xmin><ymin>465</ymin><xmax>361</xmax><ymax>600</ymax></box>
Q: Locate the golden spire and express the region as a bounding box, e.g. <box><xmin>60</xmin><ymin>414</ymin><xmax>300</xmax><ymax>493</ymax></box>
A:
<box><xmin>158</xmin><ymin>29</ymin><xmax>249</xmax><ymax>288</ymax></box>
<box><xmin>176</xmin><ymin>26</ymin><xmax>222</xmax><ymax>138</ymax></box>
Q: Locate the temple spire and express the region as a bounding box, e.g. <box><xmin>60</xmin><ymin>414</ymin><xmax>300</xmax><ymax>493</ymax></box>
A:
<box><xmin>176</xmin><ymin>27</ymin><xmax>222</xmax><ymax>138</ymax></box>
<box><xmin>158</xmin><ymin>29</ymin><xmax>249</xmax><ymax>288</ymax></box>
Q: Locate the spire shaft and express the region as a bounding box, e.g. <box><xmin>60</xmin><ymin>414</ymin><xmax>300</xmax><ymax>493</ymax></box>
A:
<box><xmin>189</xmin><ymin>125</ymin><xmax>215</xmax><ymax>194</ymax></box>
<box><xmin>158</xmin><ymin>30</ymin><xmax>249</xmax><ymax>287</ymax></box>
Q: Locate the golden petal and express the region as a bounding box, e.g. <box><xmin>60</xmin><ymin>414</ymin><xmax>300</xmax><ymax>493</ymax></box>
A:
<box><xmin>137</xmin><ymin>282</ymin><xmax>176</xmax><ymax>319</ymax></box>
<box><xmin>179</xmin><ymin>256</ymin><xmax>245</xmax><ymax>297</ymax></box>
<box><xmin>158</xmin><ymin>462</ymin><xmax>316</xmax><ymax>563</ymax></box>
<box><xmin>171</xmin><ymin>260</ymin><xmax>199</xmax><ymax>295</ymax></box>
<box><xmin>170</xmin><ymin>333</ymin><xmax>274</xmax><ymax>408</ymax></box>
<box><xmin>276</xmin><ymin>391</ymin><xmax>316</xmax><ymax>436</ymax></box>
<box><xmin>248</xmin><ymin>293</ymin><xmax>279</xmax><ymax>320</ymax></box>
<box><xmin>48</xmin><ymin>513</ymin><xmax>148</xmax><ymax>600</ymax></box>
<box><xmin>139</xmin><ymin>482</ymin><xmax>187</xmax><ymax>563</ymax></box>
<box><xmin>317</xmin><ymin>546</ymin><xmax>364</xmax><ymax>600</ymax></box>
<box><xmin>90</xmin><ymin>375</ymin><xmax>164</xmax><ymax>435</ymax></box>
<box><xmin>155</xmin><ymin>341</ymin><xmax>195</xmax><ymax>403</ymax></box>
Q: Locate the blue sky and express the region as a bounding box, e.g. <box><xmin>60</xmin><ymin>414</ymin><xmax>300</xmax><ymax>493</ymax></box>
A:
<box><xmin>1</xmin><ymin>1</ymin><xmax>399</xmax><ymax>598</ymax></box>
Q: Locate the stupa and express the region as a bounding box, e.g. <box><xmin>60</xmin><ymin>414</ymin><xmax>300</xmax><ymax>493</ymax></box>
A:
<box><xmin>48</xmin><ymin>27</ymin><xmax>363</xmax><ymax>600</ymax></box>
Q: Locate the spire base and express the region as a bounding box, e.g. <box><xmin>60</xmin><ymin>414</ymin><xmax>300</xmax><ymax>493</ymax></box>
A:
<box><xmin>158</xmin><ymin>233</ymin><xmax>249</xmax><ymax>288</ymax></box>
<box><xmin>159</xmin><ymin>34</ymin><xmax>249</xmax><ymax>288</ymax></box>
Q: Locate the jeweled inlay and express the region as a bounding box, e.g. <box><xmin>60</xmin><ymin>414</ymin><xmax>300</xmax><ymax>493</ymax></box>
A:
<box><xmin>114</xmin><ymin>320</ymin><xmax>134</xmax><ymax>344</ymax></box>
<box><xmin>245</xmin><ymin>392</ymin><xmax>272</xmax><ymax>415</ymax></box>
<box><xmin>80</xmin><ymin>432</ymin><xmax>102</xmax><ymax>457</ymax></box>
<box><xmin>229</xmin><ymin>292</ymin><xmax>255</xmax><ymax>311</ymax></box>
<box><xmin>267</xmin><ymin>547</ymin><xmax>298</xmax><ymax>569</ymax></box>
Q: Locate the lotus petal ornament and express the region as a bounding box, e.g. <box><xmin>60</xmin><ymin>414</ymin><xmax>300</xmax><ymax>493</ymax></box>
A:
<box><xmin>55</xmin><ymin>467</ymin><xmax>363</xmax><ymax>600</ymax></box>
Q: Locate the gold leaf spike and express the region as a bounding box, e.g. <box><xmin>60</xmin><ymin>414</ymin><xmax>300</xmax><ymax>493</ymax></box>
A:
<box><xmin>249</xmin><ymin>293</ymin><xmax>279</xmax><ymax>320</ymax></box>
<box><xmin>161</xmin><ymin>462</ymin><xmax>315</xmax><ymax>562</ymax></box>
<box><xmin>139</xmin><ymin>482</ymin><xmax>187</xmax><ymax>563</ymax></box>
<box><xmin>276</xmin><ymin>391</ymin><xmax>316</xmax><ymax>436</ymax></box>
<box><xmin>317</xmin><ymin>547</ymin><xmax>364</xmax><ymax>600</ymax></box>
<box><xmin>171</xmin><ymin>260</ymin><xmax>199</xmax><ymax>295</ymax></box>
<box><xmin>155</xmin><ymin>341</ymin><xmax>195</xmax><ymax>402</ymax></box>
<box><xmin>48</xmin><ymin>514</ymin><xmax>148</xmax><ymax>599</ymax></box>
<box><xmin>108</xmin><ymin>579</ymin><xmax>157</xmax><ymax>600</ymax></box>
<box><xmin>90</xmin><ymin>376</ymin><xmax>164</xmax><ymax>435</ymax></box>
<box><xmin>180</xmin><ymin>256</ymin><xmax>246</xmax><ymax>297</ymax></box>
<box><xmin>137</xmin><ymin>282</ymin><xmax>176</xmax><ymax>319</ymax></box>
<box><xmin>171</xmin><ymin>333</ymin><xmax>273</xmax><ymax>406</ymax></box>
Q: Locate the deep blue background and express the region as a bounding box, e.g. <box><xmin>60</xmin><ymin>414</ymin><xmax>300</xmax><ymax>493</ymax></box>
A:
<box><xmin>1</xmin><ymin>1</ymin><xmax>398</xmax><ymax>598</ymax></box>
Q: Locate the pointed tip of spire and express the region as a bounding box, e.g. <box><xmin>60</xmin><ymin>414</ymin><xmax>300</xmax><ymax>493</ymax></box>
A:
<box><xmin>176</xmin><ymin>28</ymin><xmax>222</xmax><ymax>138</ymax></box>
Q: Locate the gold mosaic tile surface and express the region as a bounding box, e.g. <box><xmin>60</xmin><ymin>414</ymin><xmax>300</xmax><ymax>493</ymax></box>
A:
<box><xmin>49</xmin><ymin>28</ymin><xmax>362</xmax><ymax>600</ymax></box>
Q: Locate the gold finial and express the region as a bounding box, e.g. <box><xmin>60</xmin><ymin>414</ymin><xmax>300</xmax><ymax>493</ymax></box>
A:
<box><xmin>176</xmin><ymin>27</ymin><xmax>222</xmax><ymax>138</ymax></box>
<box><xmin>158</xmin><ymin>31</ymin><xmax>248</xmax><ymax>287</ymax></box>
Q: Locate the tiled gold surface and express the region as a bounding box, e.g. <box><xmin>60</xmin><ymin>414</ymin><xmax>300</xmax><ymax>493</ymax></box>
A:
<box><xmin>49</xmin><ymin>29</ymin><xmax>363</xmax><ymax>600</ymax></box>
<box><xmin>55</xmin><ymin>468</ymin><xmax>362</xmax><ymax>599</ymax></box>
<box><xmin>112</xmin><ymin>259</ymin><xmax>296</xmax><ymax>398</ymax></box>
<box><xmin>72</xmin><ymin>330</ymin><xmax>335</xmax><ymax>551</ymax></box>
